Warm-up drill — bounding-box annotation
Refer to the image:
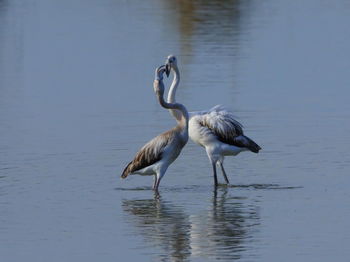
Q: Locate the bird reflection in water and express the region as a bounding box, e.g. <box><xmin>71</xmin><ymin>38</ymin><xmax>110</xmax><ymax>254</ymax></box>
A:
<box><xmin>122</xmin><ymin>188</ymin><xmax>259</xmax><ymax>261</ymax></box>
<box><xmin>122</xmin><ymin>197</ymin><xmax>191</xmax><ymax>262</ymax></box>
<box><xmin>164</xmin><ymin>0</ymin><xmax>251</xmax><ymax>59</ymax></box>
<box><xmin>189</xmin><ymin>189</ymin><xmax>260</xmax><ymax>260</ymax></box>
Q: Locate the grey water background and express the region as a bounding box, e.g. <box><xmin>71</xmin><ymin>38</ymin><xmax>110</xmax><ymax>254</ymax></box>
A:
<box><xmin>1</xmin><ymin>0</ymin><xmax>350</xmax><ymax>261</ymax></box>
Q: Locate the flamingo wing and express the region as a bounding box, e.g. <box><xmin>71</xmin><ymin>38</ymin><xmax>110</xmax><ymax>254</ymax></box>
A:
<box><xmin>121</xmin><ymin>130</ymin><xmax>173</xmax><ymax>178</ymax></box>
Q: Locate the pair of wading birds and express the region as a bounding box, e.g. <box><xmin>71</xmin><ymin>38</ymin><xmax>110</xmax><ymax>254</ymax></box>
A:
<box><xmin>121</xmin><ymin>55</ymin><xmax>261</xmax><ymax>193</ymax></box>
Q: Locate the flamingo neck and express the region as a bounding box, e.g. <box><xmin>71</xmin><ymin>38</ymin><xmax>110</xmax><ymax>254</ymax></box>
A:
<box><xmin>157</xmin><ymin>89</ymin><xmax>188</xmax><ymax>130</ymax></box>
<box><xmin>167</xmin><ymin>65</ymin><xmax>183</xmax><ymax>122</ymax></box>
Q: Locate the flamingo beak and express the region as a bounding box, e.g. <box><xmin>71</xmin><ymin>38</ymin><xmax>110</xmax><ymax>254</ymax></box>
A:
<box><xmin>165</xmin><ymin>64</ymin><xmax>170</xmax><ymax>77</ymax></box>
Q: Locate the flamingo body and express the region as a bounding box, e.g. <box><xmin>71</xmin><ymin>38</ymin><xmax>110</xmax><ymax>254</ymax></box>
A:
<box><xmin>121</xmin><ymin>65</ymin><xmax>189</xmax><ymax>192</ymax></box>
<box><xmin>165</xmin><ymin>55</ymin><xmax>261</xmax><ymax>186</ymax></box>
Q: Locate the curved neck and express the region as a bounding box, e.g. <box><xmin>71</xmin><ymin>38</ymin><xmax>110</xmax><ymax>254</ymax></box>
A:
<box><xmin>157</xmin><ymin>88</ymin><xmax>188</xmax><ymax>130</ymax></box>
<box><xmin>167</xmin><ymin>65</ymin><xmax>183</xmax><ymax>121</ymax></box>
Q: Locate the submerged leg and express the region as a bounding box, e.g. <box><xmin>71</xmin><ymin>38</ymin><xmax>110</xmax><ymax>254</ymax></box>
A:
<box><xmin>219</xmin><ymin>162</ymin><xmax>230</xmax><ymax>184</ymax></box>
<box><xmin>212</xmin><ymin>161</ymin><xmax>218</xmax><ymax>187</ymax></box>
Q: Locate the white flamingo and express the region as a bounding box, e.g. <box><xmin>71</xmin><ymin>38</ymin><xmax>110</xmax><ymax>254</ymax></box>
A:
<box><xmin>165</xmin><ymin>55</ymin><xmax>261</xmax><ymax>186</ymax></box>
<box><xmin>121</xmin><ymin>65</ymin><xmax>189</xmax><ymax>193</ymax></box>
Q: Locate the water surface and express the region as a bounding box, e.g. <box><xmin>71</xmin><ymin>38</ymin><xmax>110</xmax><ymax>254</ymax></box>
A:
<box><xmin>1</xmin><ymin>0</ymin><xmax>350</xmax><ymax>261</ymax></box>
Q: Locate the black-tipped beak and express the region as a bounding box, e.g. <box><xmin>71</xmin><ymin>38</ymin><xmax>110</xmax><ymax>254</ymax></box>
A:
<box><xmin>165</xmin><ymin>64</ymin><xmax>170</xmax><ymax>77</ymax></box>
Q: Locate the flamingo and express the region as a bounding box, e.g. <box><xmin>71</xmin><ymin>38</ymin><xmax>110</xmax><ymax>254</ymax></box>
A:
<box><xmin>165</xmin><ymin>55</ymin><xmax>261</xmax><ymax>186</ymax></box>
<box><xmin>121</xmin><ymin>65</ymin><xmax>189</xmax><ymax>193</ymax></box>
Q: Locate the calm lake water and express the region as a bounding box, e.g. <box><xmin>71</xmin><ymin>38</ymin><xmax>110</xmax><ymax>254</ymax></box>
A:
<box><xmin>1</xmin><ymin>0</ymin><xmax>350</xmax><ymax>261</ymax></box>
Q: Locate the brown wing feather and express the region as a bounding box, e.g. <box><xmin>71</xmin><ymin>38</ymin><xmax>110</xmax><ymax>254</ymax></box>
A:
<box><xmin>121</xmin><ymin>130</ymin><xmax>173</xmax><ymax>178</ymax></box>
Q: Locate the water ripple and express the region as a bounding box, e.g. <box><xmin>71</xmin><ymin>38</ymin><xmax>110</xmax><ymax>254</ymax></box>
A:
<box><xmin>122</xmin><ymin>188</ymin><xmax>260</xmax><ymax>261</ymax></box>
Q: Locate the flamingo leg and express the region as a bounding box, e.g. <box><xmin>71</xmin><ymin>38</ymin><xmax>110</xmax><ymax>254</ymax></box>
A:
<box><xmin>212</xmin><ymin>162</ymin><xmax>218</xmax><ymax>187</ymax></box>
<box><xmin>152</xmin><ymin>175</ymin><xmax>157</xmax><ymax>190</ymax></box>
<box><xmin>219</xmin><ymin>162</ymin><xmax>230</xmax><ymax>184</ymax></box>
<box><xmin>153</xmin><ymin>171</ymin><xmax>164</xmax><ymax>193</ymax></box>
<box><xmin>154</xmin><ymin>179</ymin><xmax>161</xmax><ymax>192</ymax></box>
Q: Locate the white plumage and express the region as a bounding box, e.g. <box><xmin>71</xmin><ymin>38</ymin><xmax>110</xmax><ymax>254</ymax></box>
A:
<box><xmin>165</xmin><ymin>55</ymin><xmax>261</xmax><ymax>186</ymax></box>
